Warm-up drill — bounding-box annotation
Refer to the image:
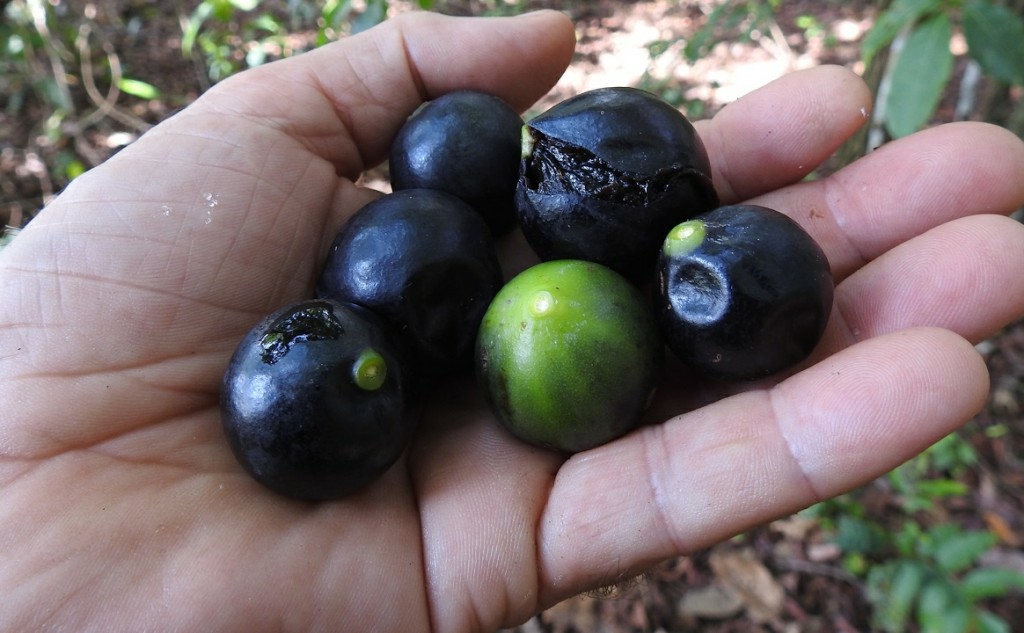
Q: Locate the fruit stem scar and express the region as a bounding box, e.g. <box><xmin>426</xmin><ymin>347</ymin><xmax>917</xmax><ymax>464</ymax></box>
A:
<box><xmin>352</xmin><ymin>348</ymin><xmax>388</xmax><ymax>391</ymax></box>
<box><xmin>663</xmin><ymin>220</ymin><xmax>706</xmax><ymax>258</ymax></box>
<box><xmin>530</xmin><ymin>290</ymin><xmax>556</xmax><ymax>317</ymax></box>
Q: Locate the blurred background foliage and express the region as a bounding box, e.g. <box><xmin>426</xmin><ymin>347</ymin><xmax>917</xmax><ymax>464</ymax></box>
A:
<box><xmin>2</xmin><ymin>1</ymin><xmax>1024</xmax><ymax>630</ymax></box>
<box><xmin>3</xmin><ymin>0</ymin><xmax>1023</xmax><ymax>230</ymax></box>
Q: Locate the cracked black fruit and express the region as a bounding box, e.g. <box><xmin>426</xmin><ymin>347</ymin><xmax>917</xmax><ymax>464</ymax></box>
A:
<box><xmin>317</xmin><ymin>188</ymin><xmax>503</xmax><ymax>376</ymax></box>
<box><xmin>476</xmin><ymin>259</ymin><xmax>662</xmax><ymax>452</ymax></box>
<box><xmin>389</xmin><ymin>90</ymin><xmax>524</xmax><ymax>235</ymax></box>
<box><xmin>516</xmin><ymin>86</ymin><xmax>719</xmax><ymax>282</ymax></box>
<box><xmin>656</xmin><ymin>204</ymin><xmax>834</xmax><ymax>381</ymax></box>
<box><xmin>220</xmin><ymin>299</ymin><xmax>414</xmax><ymax>500</ymax></box>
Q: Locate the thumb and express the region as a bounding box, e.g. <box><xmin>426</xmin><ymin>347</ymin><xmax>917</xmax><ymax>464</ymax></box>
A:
<box><xmin>188</xmin><ymin>10</ymin><xmax>578</xmax><ymax>178</ymax></box>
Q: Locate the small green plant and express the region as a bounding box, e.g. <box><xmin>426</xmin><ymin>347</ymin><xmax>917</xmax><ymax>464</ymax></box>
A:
<box><xmin>864</xmin><ymin>522</ymin><xmax>1024</xmax><ymax>633</ymax></box>
<box><xmin>181</xmin><ymin>0</ymin><xmax>290</xmax><ymax>83</ymax></box>
<box><xmin>2</xmin><ymin>0</ymin><xmax>75</xmax><ymax>118</ymax></box>
<box><xmin>636</xmin><ymin>1</ymin><xmax>781</xmax><ymax>116</ymax></box>
<box><xmin>795</xmin><ymin>13</ymin><xmax>838</xmax><ymax>48</ymax></box>
<box><xmin>808</xmin><ymin>432</ymin><xmax>1024</xmax><ymax>633</ymax></box>
<box><xmin>1</xmin><ymin>0</ymin><xmax>162</xmax><ymax>218</ymax></box>
<box><xmin>682</xmin><ymin>0</ymin><xmax>782</xmax><ymax>63</ymax></box>
<box><xmin>181</xmin><ymin>0</ymin><xmax>437</xmax><ymax>83</ymax></box>
<box><xmin>864</xmin><ymin>0</ymin><xmax>1024</xmax><ymax>138</ymax></box>
<box><xmin>310</xmin><ymin>0</ymin><xmax>433</xmax><ymax>45</ymax></box>
<box><xmin>887</xmin><ymin>431</ymin><xmax>977</xmax><ymax>513</ymax></box>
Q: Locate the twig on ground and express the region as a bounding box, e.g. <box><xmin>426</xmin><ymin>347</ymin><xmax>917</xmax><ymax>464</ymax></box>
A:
<box><xmin>955</xmin><ymin>59</ymin><xmax>983</xmax><ymax>122</ymax></box>
<box><xmin>773</xmin><ymin>558</ymin><xmax>865</xmax><ymax>593</ymax></box>
<box><xmin>74</xmin><ymin>24</ymin><xmax>153</xmax><ymax>138</ymax></box>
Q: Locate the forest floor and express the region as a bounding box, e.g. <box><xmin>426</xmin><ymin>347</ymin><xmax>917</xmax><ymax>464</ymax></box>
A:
<box><xmin>2</xmin><ymin>1</ymin><xmax>1023</xmax><ymax>631</ymax></box>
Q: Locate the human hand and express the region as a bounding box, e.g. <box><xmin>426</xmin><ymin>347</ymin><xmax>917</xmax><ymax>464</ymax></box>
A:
<box><xmin>2</xmin><ymin>10</ymin><xmax>1024</xmax><ymax>632</ymax></box>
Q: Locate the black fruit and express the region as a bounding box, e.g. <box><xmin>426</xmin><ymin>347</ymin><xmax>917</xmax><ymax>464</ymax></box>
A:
<box><xmin>476</xmin><ymin>260</ymin><xmax>662</xmax><ymax>452</ymax></box>
<box><xmin>656</xmin><ymin>204</ymin><xmax>834</xmax><ymax>381</ymax></box>
<box><xmin>220</xmin><ymin>299</ymin><xmax>413</xmax><ymax>500</ymax></box>
<box><xmin>317</xmin><ymin>189</ymin><xmax>503</xmax><ymax>376</ymax></box>
<box><xmin>516</xmin><ymin>86</ymin><xmax>719</xmax><ymax>281</ymax></box>
<box><xmin>390</xmin><ymin>90</ymin><xmax>524</xmax><ymax>235</ymax></box>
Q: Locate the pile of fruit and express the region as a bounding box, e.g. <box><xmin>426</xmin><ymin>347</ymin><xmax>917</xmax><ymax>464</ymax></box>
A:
<box><xmin>219</xmin><ymin>88</ymin><xmax>834</xmax><ymax>500</ymax></box>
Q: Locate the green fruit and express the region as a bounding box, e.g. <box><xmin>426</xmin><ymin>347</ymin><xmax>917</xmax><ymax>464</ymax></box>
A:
<box><xmin>476</xmin><ymin>260</ymin><xmax>662</xmax><ymax>452</ymax></box>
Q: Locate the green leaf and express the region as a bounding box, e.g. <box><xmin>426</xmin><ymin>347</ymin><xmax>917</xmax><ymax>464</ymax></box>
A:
<box><xmin>895</xmin><ymin>520</ymin><xmax>924</xmax><ymax>558</ymax></box>
<box><xmin>922</xmin><ymin>431</ymin><xmax>977</xmax><ymax>473</ymax></box>
<box><xmin>647</xmin><ymin>39</ymin><xmax>672</xmax><ymax>59</ymax></box>
<box><xmin>834</xmin><ymin>515</ymin><xmax>890</xmax><ymax>555</ymax></box>
<box><xmin>931</xmin><ymin>528</ymin><xmax>996</xmax><ymax>573</ymax></box>
<box><xmin>963</xmin><ymin>2</ymin><xmax>1024</xmax><ymax>86</ymax></box>
<box><xmin>884</xmin><ymin>13</ymin><xmax>953</xmax><ymax>139</ymax></box>
<box><xmin>976</xmin><ymin>610</ymin><xmax>1012</xmax><ymax>633</ymax></box>
<box><xmin>181</xmin><ymin>2</ymin><xmax>214</xmax><ymax>56</ymax></box>
<box><xmin>353</xmin><ymin>0</ymin><xmax>387</xmax><ymax>33</ymax></box>
<box><xmin>684</xmin><ymin>1</ymin><xmax>767</xmax><ymax>63</ymax></box>
<box><xmin>64</xmin><ymin>158</ymin><xmax>86</xmax><ymax>180</ymax></box>
<box><xmin>914</xmin><ymin>478</ymin><xmax>968</xmax><ymax>499</ymax></box>
<box><xmin>961</xmin><ymin>567</ymin><xmax>1024</xmax><ymax>601</ymax></box>
<box><xmin>212</xmin><ymin>0</ymin><xmax>234</xmax><ymax>22</ymax></box>
<box><xmin>322</xmin><ymin>0</ymin><xmax>352</xmax><ymax>27</ymax></box>
<box><xmin>916</xmin><ymin>578</ymin><xmax>971</xmax><ymax>633</ymax></box>
<box><xmin>117</xmin><ymin>78</ymin><xmax>161</xmax><ymax>100</ymax></box>
<box><xmin>249</xmin><ymin>13</ymin><xmax>282</xmax><ymax>34</ymax></box>
<box><xmin>868</xmin><ymin>561</ymin><xmax>927</xmax><ymax>632</ymax></box>
<box><xmin>862</xmin><ymin>0</ymin><xmax>943</xmax><ymax>66</ymax></box>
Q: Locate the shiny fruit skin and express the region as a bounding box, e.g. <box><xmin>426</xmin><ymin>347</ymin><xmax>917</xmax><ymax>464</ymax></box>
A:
<box><xmin>516</xmin><ymin>87</ymin><xmax>718</xmax><ymax>282</ymax></box>
<box><xmin>476</xmin><ymin>260</ymin><xmax>662</xmax><ymax>452</ymax></box>
<box><xmin>656</xmin><ymin>205</ymin><xmax>834</xmax><ymax>381</ymax></box>
<box><xmin>220</xmin><ymin>299</ymin><xmax>413</xmax><ymax>500</ymax></box>
<box><xmin>316</xmin><ymin>189</ymin><xmax>503</xmax><ymax>377</ymax></box>
<box><xmin>389</xmin><ymin>90</ymin><xmax>524</xmax><ymax>235</ymax></box>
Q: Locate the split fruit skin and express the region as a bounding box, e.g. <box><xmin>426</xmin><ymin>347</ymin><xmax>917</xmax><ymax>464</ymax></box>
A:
<box><xmin>316</xmin><ymin>188</ymin><xmax>504</xmax><ymax>377</ymax></box>
<box><xmin>389</xmin><ymin>90</ymin><xmax>524</xmax><ymax>235</ymax></box>
<box><xmin>220</xmin><ymin>299</ymin><xmax>414</xmax><ymax>501</ymax></box>
<box><xmin>476</xmin><ymin>259</ymin><xmax>663</xmax><ymax>453</ymax></box>
<box><xmin>516</xmin><ymin>86</ymin><xmax>719</xmax><ymax>282</ymax></box>
<box><xmin>656</xmin><ymin>204</ymin><xmax>834</xmax><ymax>381</ymax></box>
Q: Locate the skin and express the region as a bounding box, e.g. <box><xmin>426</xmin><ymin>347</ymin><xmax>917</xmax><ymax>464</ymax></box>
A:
<box><xmin>2</xmin><ymin>10</ymin><xmax>1024</xmax><ymax>633</ymax></box>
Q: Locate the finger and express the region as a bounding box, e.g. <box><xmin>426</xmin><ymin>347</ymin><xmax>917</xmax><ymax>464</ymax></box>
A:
<box><xmin>693</xmin><ymin>65</ymin><xmax>873</xmax><ymax>203</ymax></box>
<box><xmin>408</xmin><ymin>378</ymin><xmax>562</xmax><ymax>632</ymax></box>
<box><xmin>829</xmin><ymin>214</ymin><xmax>1024</xmax><ymax>347</ymax></box>
<box><xmin>186</xmin><ymin>10</ymin><xmax>576</xmax><ymax>179</ymax></box>
<box><xmin>752</xmin><ymin>122</ymin><xmax>1024</xmax><ymax>279</ymax></box>
<box><xmin>536</xmin><ymin>327</ymin><xmax>988</xmax><ymax>603</ymax></box>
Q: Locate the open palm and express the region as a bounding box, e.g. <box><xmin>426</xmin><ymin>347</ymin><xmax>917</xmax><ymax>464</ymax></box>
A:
<box><xmin>3</xmin><ymin>11</ymin><xmax>1024</xmax><ymax>633</ymax></box>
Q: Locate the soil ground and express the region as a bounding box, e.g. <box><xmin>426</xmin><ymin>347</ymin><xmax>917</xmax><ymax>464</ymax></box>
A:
<box><xmin>2</xmin><ymin>1</ymin><xmax>1023</xmax><ymax>631</ymax></box>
